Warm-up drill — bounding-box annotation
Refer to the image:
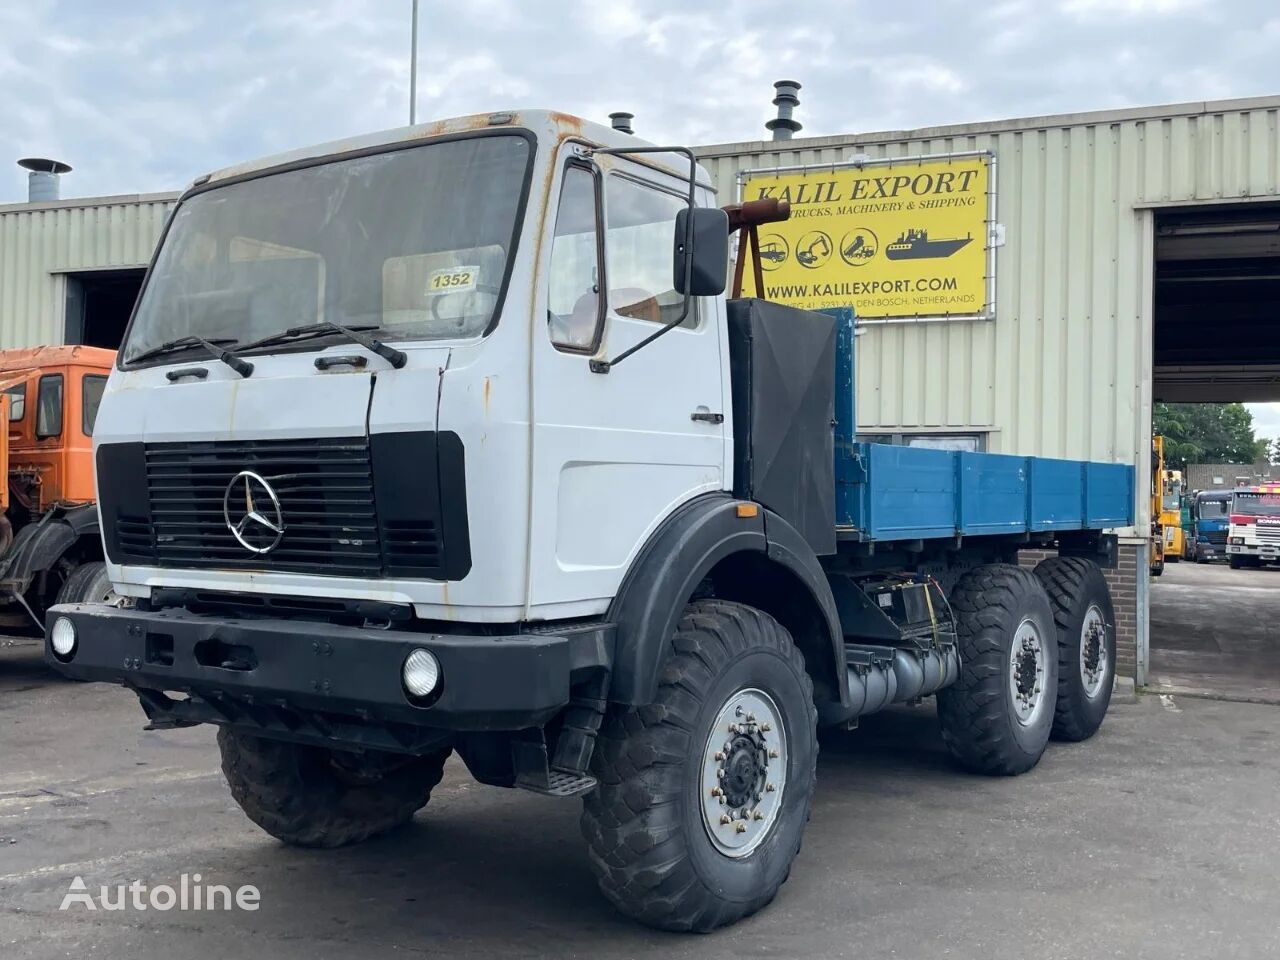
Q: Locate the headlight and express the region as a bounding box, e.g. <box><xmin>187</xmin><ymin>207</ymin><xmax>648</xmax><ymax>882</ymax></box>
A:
<box><xmin>50</xmin><ymin>616</ymin><xmax>77</xmax><ymax>658</ymax></box>
<box><xmin>402</xmin><ymin>648</ymin><xmax>441</xmax><ymax>699</ymax></box>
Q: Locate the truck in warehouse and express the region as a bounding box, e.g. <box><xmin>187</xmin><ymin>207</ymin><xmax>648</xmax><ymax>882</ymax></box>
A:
<box><xmin>47</xmin><ymin>111</ymin><xmax>1133</xmax><ymax>933</ymax></box>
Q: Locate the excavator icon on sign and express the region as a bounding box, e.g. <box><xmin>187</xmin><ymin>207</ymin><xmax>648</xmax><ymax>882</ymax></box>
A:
<box><xmin>795</xmin><ymin>231</ymin><xmax>833</xmax><ymax>269</ymax></box>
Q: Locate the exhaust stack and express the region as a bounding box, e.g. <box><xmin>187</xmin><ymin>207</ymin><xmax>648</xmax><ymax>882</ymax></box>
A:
<box><xmin>18</xmin><ymin>158</ymin><xmax>72</xmax><ymax>202</ymax></box>
<box><xmin>765</xmin><ymin>81</ymin><xmax>802</xmax><ymax>141</ymax></box>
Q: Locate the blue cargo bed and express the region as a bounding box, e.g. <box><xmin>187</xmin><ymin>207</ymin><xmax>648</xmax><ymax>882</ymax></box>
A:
<box><xmin>837</xmin><ymin>443</ymin><xmax>1135</xmax><ymax>542</ymax></box>
<box><xmin>822</xmin><ymin>307</ymin><xmax>1135</xmax><ymax>544</ymax></box>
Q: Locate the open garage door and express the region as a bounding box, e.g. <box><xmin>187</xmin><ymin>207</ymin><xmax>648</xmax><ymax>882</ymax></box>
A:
<box><xmin>63</xmin><ymin>268</ymin><xmax>146</xmax><ymax>350</ymax></box>
<box><xmin>1150</xmin><ymin>202</ymin><xmax>1280</xmax><ymax>703</ymax></box>
<box><xmin>1155</xmin><ymin>204</ymin><xmax>1280</xmax><ymax>404</ymax></box>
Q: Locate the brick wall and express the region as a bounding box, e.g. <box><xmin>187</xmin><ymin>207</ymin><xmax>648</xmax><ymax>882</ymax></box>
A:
<box><xmin>1018</xmin><ymin>544</ymin><xmax>1140</xmax><ymax>681</ymax></box>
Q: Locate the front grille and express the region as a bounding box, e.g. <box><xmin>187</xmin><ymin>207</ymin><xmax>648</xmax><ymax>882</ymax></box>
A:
<box><xmin>141</xmin><ymin>437</ymin><xmax>385</xmax><ymax>577</ymax></box>
<box><xmin>1255</xmin><ymin>525</ymin><xmax>1280</xmax><ymax>544</ymax></box>
<box><xmin>1205</xmin><ymin>530</ymin><xmax>1227</xmax><ymax>548</ymax></box>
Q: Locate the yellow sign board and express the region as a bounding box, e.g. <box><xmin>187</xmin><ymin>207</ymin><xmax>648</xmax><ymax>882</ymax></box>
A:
<box><xmin>740</xmin><ymin>155</ymin><xmax>992</xmax><ymax>319</ymax></box>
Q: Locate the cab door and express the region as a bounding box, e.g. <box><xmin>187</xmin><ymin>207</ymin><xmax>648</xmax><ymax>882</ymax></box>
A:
<box><xmin>528</xmin><ymin>147</ymin><xmax>728</xmax><ymax>618</ymax></box>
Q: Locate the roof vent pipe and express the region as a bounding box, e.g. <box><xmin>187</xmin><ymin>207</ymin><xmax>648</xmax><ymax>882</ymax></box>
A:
<box><xmin>609</xmin><ymin>111</ymin><xmax>634</xmax><ymax>135</ymax></box>
<box><xmin>765</xmin><ymin>81</ymin><xmax>802</xmax><ymax>141</ymax></box>
<box><xmin>18</xmin><ymin>158</ymin><xmax>72</xmax><ymax>202</ymax></box>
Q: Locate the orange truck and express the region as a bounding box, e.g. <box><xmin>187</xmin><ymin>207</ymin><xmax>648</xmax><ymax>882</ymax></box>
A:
<box><xmin>0</xmin><ymin>345</ymin><xmax>116</xmax><ymax>630</ymax></box>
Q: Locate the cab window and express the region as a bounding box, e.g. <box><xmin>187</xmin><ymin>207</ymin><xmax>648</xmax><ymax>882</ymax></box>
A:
<box><xmin>605</xmin><ymin>174</ymin><xmax>697</xmax><ymax>329</ymax></box>
<box><xmin>3</xmin><ymin>383</ymin><xmax>25</xmax><ymax>421</ymax></box>
<box><xmin>83</xmin><ymin>374</ymin><xmax>108</xmax><ymax>436</ymax></box>
<box><xmin>547</xmin><ymin>165</ymin><xmax>603</xmax><ymax>352</ymax></box>
<box><xmin>36</xmin><ymin>374</ymin><xmax>63</xmax><ymax>439</ymax></box>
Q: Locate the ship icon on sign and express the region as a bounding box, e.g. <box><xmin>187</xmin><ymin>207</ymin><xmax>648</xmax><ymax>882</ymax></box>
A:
<box><xmin>884</xmin><ymin>228</ymin><xmax>973</xmax><ymax>261</ymax></box>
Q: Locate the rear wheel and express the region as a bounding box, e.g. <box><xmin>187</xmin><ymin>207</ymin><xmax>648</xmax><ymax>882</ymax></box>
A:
<box><xmin>218</xmin><ymin>730</ymin><xmax>450</xmax><ymax>848</ymax></box>
<box><xmin>1033</xmin><ymin>557</ymin><xmax>1116</xmax><ymax>742</ymax></box>
<box><xmin>581</xmin><ymin>600</ymin><xmax>817</xmax><ymax>932</ymax></box>
<box><xmin>936</xmin><ymin>564</ymin><xmax>1059</xmax><ymax>776</ymax></box>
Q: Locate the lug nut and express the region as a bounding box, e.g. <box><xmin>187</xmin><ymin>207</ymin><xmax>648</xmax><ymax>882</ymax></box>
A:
<box><xmin>760</xmin><ymin>722</ymin><xmax>771</xmax><ymax>732</ymax></box>
<box><xmin>735</xmin><ymin>822</ymin><xmax>747</xmax><ymax>834</ymax></box>
<box><xmin>717</xmin><ymin>769</ymin><xmax>725</xmax><ymax>779</ymax></box>
<box><xmin>720</xmin><ymin>814</ymin><xmax>732</xmax><ymax>825</ymax></box>
<box><xmin>714</xmin><ymin>751</ymin><xmax>725</xmax><ymax>761</ymax></box>
<box><xmin>769</xmin><ymin>749</ymin><xmax>779</xmax><ymax>759</ymax></box>
<box><xmin>765</xmin><ymin>783</ymin><xmax>776</xmax><ymax>792</ymax></box>
<box><xmin>753</xmin><ymin>810</ymin><xmax>764</xmax><ymax>821</ymax></box>
<box><xmin>710</xmin><ymin>787</ymin><xmax>722</xmax><ymax>797</ymax></box>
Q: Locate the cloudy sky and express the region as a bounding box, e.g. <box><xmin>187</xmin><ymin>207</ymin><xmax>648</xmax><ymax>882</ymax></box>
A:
<box><xmin>2</xmin><ymin>0</ymin><xmax>1278</xmax><ymax>428</ymax></box>
<box><xmin>3</xmin><ymin>0</ymin><xmax>1277</xmax><ymax>201</ymax></box>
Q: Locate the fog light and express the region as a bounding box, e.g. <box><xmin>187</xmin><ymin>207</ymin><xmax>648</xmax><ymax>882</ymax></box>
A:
<box><xmin>50</xmin><ymin>616</ymin><xmax>77</xmax><ymax>658</ymax></box>
<box><xmin>402</xmin><ymin>648</ymin><xmax>440</xmax><ymax>699</ymax></box>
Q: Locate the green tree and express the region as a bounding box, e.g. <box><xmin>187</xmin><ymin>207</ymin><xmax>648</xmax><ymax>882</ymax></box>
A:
<box><xmin>1154</xmin><ymin>403</ymin><xmax>1267</xmax><ymax>470</ymax></box>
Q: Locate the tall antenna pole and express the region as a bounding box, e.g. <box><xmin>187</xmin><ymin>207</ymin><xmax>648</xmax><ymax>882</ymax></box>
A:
<box><xmin>409</xmin><ymin>0</ymin><xmax>419</xmax><ymax>124</ymax></box>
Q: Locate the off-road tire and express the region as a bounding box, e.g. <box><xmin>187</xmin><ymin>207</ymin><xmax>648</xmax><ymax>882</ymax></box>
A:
<box><xmin>581</xmin><ymin>600</ymin><xmax>817</xmax><ymax>933</ymax></box>
<box><xmin>1034</xmin><ymin>557</ymin><xmax>1116</xmax><ymax>742</ymax></box>
<box><xmin>936</xmin><ymin>564</ymin><xmax>1059</xmax><ymax>776</ymax></box>
<box><xmin>55</xmin><ymin>561</ymin><xmax>114</xmax><ymax>606</ymax></box>
<box><xmin>218</xmin><ymin>730</ymin><xmax>450</xmax><ymax>848</ymax></box>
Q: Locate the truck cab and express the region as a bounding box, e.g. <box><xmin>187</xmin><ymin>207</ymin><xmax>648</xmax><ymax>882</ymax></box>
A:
<box><xmin>1187</xmin><ymin>489</ymin><xmax>1229</xmax><ymax>562</ymax></box>
<box><xmin>46</xmin><ymin>111</ymin><xmax>1132</xmax><ymax>932</ymax></box>
<box><xmin>1227</xmin><ymin>485</ymin><xmax>1280</xmax><ymax>567</ymax></box>
<box><xmin>0</xmin><ymin>345</ymin><xmax>116</xmax><ymax>627</ymax></box>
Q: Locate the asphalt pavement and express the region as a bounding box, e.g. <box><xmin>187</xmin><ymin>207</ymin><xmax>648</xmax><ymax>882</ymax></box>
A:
<box><xmin>2</xmin><ymin>634</ymin><xmax>1278</xmax><ymax>959</ymax></box>
<box><xmin>1149</xmin><ymin>558</ymin><xmax>1280</xmax><ymax>702</ymax></box>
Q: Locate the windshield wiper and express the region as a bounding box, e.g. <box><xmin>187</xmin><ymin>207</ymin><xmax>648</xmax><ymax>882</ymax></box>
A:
<box><xmin>240</xmin><ymin>321</ymin><xmax>407</xmax><ymax>368</ymax></box>
<box><xmin>129</xmin><ymin>335</ymin><xmax>254</xmax><ymax>378</ymax></box>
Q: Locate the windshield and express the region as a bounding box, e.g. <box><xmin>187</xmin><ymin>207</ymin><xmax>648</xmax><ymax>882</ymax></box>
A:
<box><xmin>1197</xmin><ymin>499</ymin><xmax>1228</xmax><ymax>519</ymax></box>
<box><xmin>122</xmin><ymin>133</ymin><xmax>531</xmax><ymax>364</ymax></box>
<box><xmin>1231</xmin><ymin>492</ymin><xmax>1280</xmax><ymax>517</ymax></box>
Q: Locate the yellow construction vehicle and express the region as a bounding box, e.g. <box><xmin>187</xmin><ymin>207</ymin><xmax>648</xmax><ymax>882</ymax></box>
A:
<box><xmin>1160</xmin><ymin>467</ymin><xmax>1185</xmax><ymax>562</ymax></box>
<box><xmin>1150</xmin><ymin>436</ymin><xmax>1166</xmax><ymax>576</ymax></box>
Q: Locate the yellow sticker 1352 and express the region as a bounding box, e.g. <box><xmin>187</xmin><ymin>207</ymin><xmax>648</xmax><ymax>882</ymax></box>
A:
<box><xmin>427</xmin><ymin>267</ymin><xmax>478</xmax><ymax>294</ymax></box>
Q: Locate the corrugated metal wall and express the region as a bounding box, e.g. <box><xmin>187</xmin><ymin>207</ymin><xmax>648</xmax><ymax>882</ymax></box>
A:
<box><xmin>698</xmin><ymin>98</ymin><xmax>1280</xmax><ymax>504</ymax></box>
<box><xmin>0</xmin><ymin>194</ymin><xmax>175</xmax><ymax>348</ymax></box>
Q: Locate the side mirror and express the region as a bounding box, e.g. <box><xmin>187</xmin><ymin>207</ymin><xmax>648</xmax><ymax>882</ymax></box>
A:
<box><xmin>673</xmin><ymin>208</ymin><xmax>729</xmax><ymax>297</ymax></box>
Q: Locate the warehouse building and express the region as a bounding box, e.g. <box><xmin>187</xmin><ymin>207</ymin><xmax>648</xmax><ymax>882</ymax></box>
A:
<box><xmin>0</xmin><ymin>180</ymin><xmax>174</xmax><ymax>350</ymax></box>
<box><xmin>3</xmin><ymin>93</ymin><xmax>1279</xmax><ymax>685</ymax></box>
<box><xmin>696</xmin><ymin>91</ymin><xmax>1280</xmax><ymax>684</ymax></box>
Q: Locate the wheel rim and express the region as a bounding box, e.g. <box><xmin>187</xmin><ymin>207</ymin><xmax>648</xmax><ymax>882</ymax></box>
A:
<box><xmin>1079</xmin><ymin>604</ymin><xmax>1108</xmax><ymax>699</ymax></box>
<box><xmin>699</xmin><ymin>688</ymin><xmax>786</xmax><ymax>859</ymax></box>
<box><xmin>1008</xmin><ymin>617</ymin><xmax>1048</xmax><ymax>726</ymax></box>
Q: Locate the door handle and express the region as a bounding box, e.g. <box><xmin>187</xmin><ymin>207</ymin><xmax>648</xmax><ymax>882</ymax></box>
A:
<box><xmin>691</xmin><ymin>411</ymin><xmax>724</xmax><ymax>424</ymax></box>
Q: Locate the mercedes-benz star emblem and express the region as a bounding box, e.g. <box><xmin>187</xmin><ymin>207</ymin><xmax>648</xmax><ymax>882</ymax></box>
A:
<box><xmin>223</xmin><ymin>470</ymin><xmax>285</xmax><ymax>554</ymax></box>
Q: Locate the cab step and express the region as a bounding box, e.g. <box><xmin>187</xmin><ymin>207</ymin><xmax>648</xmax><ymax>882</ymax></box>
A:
<box><xmin>516</xmin><ymin>768</ymin><xmax>598</xmax><ymax>798</ymax></box>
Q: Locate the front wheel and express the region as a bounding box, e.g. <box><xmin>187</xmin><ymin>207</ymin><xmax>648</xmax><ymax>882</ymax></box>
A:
<box><xmin>219</xmin><ymin>730</ymin><xmax>450</xmax><ymax>848</ymax></box>
<box><xmin>581</xmin><ymin>600</ymin><xmax>817</xmax><ymax>932</ymax></box>
<box><xmin>936</xmin><ymin>564</ymin><xmax>1059</xmax><ymax>776</ymax></box>
<box><xmin>54</xmin><ymin>561</ymin><xmax>118</xmax><ymax>606</ymax></box>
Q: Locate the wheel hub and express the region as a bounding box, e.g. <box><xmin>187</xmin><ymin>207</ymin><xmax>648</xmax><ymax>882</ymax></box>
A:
<box><xmin>700</xmin><ymin>689</ymin><xmax>786</xmax><ymax>858</ymax></box>
<box><xmin>1008</xmin><ymin>618</ymin><xmax>1047</xmax><ymax>725</ymax></box>
<box><xmin>1080</xmin><ymin>605</ymin><xmax>1108</xmax><ymax>698</ymax></box>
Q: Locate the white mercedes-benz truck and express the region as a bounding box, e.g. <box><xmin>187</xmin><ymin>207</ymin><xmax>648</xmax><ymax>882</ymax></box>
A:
<box><xmin>48</xmin><ymin>111</ymin><xmax>1132</xmax><ymax>932</ymax></box>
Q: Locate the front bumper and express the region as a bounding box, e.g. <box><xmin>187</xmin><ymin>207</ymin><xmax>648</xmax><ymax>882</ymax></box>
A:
<box><xmin>1227</xmin><ymin>543</ymin><xmax>1277</xmax><ymax>558</ymax></box>
<box><xmin>45</xmin><ymin>603</ymin><xmax>600</xmax><ymax>751</ymax></box>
